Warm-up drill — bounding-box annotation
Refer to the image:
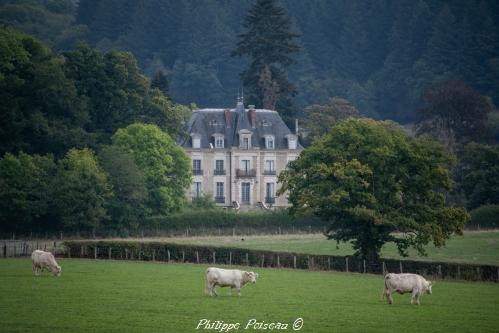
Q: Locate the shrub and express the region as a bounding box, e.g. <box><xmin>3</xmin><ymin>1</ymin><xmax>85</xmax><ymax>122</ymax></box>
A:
<box><xmin>469</xmin><ymin>205</ymin><xmax>499</xmax><ymax>229</ymax></box>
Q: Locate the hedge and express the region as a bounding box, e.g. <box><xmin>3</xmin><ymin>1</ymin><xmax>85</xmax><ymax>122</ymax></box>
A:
<box><xmin>63</xmin><ymin>241</ymin><xmax>499</xmax><ymax>283</ymax></box>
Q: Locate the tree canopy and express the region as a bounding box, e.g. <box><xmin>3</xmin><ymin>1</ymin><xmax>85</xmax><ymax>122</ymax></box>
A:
<box><xmin>111</xmin><ymin>123</ymin><xmax>191</xmax><ymax>216</ymax></box>
<box><xmin>279</xmin><ymin>118</ymin><xmax>469</xmax><ymax>262</ymax></box>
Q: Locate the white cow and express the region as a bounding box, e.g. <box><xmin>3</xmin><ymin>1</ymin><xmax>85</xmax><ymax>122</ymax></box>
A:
<box><xmin>31</xmin><ymin>250</ymin><xmax>62</xmax><ymax>277</ymax></box>
<box><xmin>205</xmin><ymin>267</ymin><xmax>258</xmax><ymax>296</ymax></box>
<box><xmin>383</xmin><ymin>273</ymin><xmax>432</xmax><ymax>305</ymax></box>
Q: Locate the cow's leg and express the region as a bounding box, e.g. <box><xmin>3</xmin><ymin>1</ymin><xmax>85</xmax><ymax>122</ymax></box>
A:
<box><xmin>411</xmin><ymin>290</ymin><xmax>419</xmax><ymax>305</ymax></box>
<box><xmin>386</xmin><ymin>289</ymin><xmax>393</xmax><ymax>304</ymax></box>
<box><xmin>229</xmin><ymin>287</ymin><xmax>233</xmax><ymax>296</ymax></box>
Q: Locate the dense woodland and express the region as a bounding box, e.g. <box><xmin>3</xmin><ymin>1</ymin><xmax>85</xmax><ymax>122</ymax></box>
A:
<box><xmin>2</xmin><ymin>0</ymin><xmax>499</xmax><ymax>122</ymax></box>
<box><xmin>0</xmin><ymin>1</ymin><xmax>498</xmax><ymax>254</ymax></box>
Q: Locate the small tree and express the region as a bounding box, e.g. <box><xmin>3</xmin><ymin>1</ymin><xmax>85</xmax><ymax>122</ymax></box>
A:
<box><xmin>279</xmin><ymin>118</ymin><xmax>469</xmax><ymax>262</ymax></box>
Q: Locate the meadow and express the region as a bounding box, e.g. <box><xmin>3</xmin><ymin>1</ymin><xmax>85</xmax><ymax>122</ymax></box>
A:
<box><xmin>1</xmin><ymin>258</ymin><xmax>499</xmax><ymax>333</ymax></box>
<box><xmin>108</xmin><ymin>230</ymin><xmax>499</xmax><ymax>266</ymax></box>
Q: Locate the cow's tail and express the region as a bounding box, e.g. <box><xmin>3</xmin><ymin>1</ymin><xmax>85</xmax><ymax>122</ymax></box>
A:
<box><xmin>381</xmin><ymin>274</ymin><xmax>390</xmax><ymax>300</ymax></box>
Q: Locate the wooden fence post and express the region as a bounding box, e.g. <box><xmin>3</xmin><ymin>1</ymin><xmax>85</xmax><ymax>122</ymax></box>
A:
<box><xmin>293</xmin><ymin>256</ymin><xmax>297</xmax><ymax>269</ymax></box>
<box><xmin>152</xmin><ymin>249</ymin><xmax>155</xmax><ymax>261</ymax></box>
<box><xmin>457</xmin><ymin>265</ymin><xmax>460</xmax><ymax>280</ymax></box>
<box><xmin>246</xmin><ymin>253</ymin><xmax>249</xmax><ymax>266</ymax></box>
<box><xmin>277</xmin><ymin>255</ymin><xmax>280</xmax><ymax>268</ymax></box>
<box><xmin>261</xmin><ymin>254</ymin><xmax>264</xmax><ymax>267</ymax></box>
<box><xmin>328</xmin><ymin>257</ymin><xmax>331</xmax><ymax>270</ymax></box>
<box><xmin>363</xmin><ymin>260</ymin><xmax>366</xmax><ymax>274</ymax></box>
<box><xmin>229</xmin><ymin>252</ymin><xmax>232</xmax><ymax>265</ymax></box>
<box><xmin>81</xmin><ymin>246</ymin><xmax>84</xmax><ymax>258</ymax></box>
<box><xmin>399</xmin><ymin>261</ymin><xmax>403</xmax><ymax>273</ymax></box>
<box><xmin>108</xmin><ymin>247</ymin><xmax>112</xmax><ymax>260</ymax></box>
<box><xmin>182</xmin><ymin>251</ymin><xmax>185</xmax><ymax>263</ymax></box>
<box><xmin>438</xmin><ymin>264</ymin><xmax>442</xmax><ymax>277</ymax></box>
<box><xmin>345</xmin><ymin>257</ymin><xmax>349</xmax><ymax>273</ymax></box>
<box><xmin>125</xmin><ymin>248</ymin><xmax>128</xmax><ymax>260</ymax></box>
<box><xmin>196</xmin><ymin>251</ymin><xmax>200</xmax><ymax>264</ymax></box>
<box><xmin>213</xmin><ymin>251</ymin><xmax>216</xmax><ymax>264</ymax></box>
<box><xmin>382</xmin><ymin>261</ymin><xmax>386</xmax><ymax>274</ymax></box>
<box><xmin>94</xmin><ymin>246</ymin><xmax>97</xmax><ymax>259</ymax></box>
<box><xmin>139</xmin><ymin>249</ymin><xmax>142</xmax><ymax>261</ymax></box>
<box><xmin>167</xmin><ymin>250</ymin><xmax>171</xmax><ymax>263</ymax></box>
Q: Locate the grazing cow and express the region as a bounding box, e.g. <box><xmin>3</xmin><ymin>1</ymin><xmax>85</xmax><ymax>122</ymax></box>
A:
<box><xmin>205</xmin><ymin>267</ymin><xmax>258</xmax><ymax>296</ymax></box>
<box><xmin>31</xmin><ymin>250</ymin><xmax>62</xmax><ymax>277</ymax></box>
<box><xmin>383</xmin><ymin>273</ymin><xmax>432</xmax><ymax>305</ymax></box>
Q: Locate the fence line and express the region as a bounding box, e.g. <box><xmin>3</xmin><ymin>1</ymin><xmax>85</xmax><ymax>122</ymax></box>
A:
<box><xmin>58</xmin><ymin>241</ymin><xmax>499</xmax><ymax>283</ymax></box>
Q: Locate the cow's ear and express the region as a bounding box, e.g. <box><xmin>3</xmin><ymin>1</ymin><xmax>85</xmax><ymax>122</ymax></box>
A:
<box><xmin>244</xmin><ymin>271</ymin><xmax>250</xmax><ymax>277</ymax></box>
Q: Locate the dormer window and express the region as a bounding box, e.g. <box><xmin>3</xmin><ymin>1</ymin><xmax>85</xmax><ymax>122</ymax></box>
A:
<box><xmin>191</xmin><ymin>133</ymin><xmax>201</xmax><ymax>149</ymax></box>
<box><xmin>238</xmin><ymin>129</ymin><xmax>252</xmax><ymax>150</ymax></box>
<box><xmin>285</xmin><ymin>134</ymin><xmax>297</xmax><ymax>150</ymax></box>
<box><xmin>213</xmin><ymin>134</ymin><xmax>225</xmax><ymax>149</ymax></box>
<box><xmin>264</xmin><ymin>135</ymin><xmax>275</xmax><ymax>149</ymax></box>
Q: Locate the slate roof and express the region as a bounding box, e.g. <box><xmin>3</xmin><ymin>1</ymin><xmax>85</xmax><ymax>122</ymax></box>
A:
<box><xmin>179</xmin><ymin>101</ymin><xmax>300</xmax><ymax>150</ymax></box>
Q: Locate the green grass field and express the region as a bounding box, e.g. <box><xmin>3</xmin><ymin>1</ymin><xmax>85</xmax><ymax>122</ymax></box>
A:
<box><xmin>1</xmin><ymin>258</ymin><xmax>499</xmax><ymax>333</ymax></box>
<box><xmin>131</xmin><ymin>230</ymin><xmax>499</xmax><ymax>266</ymax></box>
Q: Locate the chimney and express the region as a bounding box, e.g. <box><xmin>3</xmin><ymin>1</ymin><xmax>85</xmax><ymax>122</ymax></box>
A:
<box><xmin>295</xmin><ymin>118</ymin><xmax>299</xmax><ymax>135</ymax></box>
<box><xmin>248</xmin><ymin>105</ymin><xmax>256</xmax><ymax>128</ymax></box>
<box><xmin>224</xmin><ymin>109</ymin><xmax>232</xmax><ymax>128</ymax></box>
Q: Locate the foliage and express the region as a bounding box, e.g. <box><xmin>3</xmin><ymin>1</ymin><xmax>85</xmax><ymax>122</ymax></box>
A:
<box><xmin>232</xmin><ymin>0</ymin><xmax>300</xmax><ymax>125</ymax></box>
<box><xmin>0</xmin><ymin>152</ymin><xmax>57</xmax><ymax>232</ymax></box>
<box><xmin>415</xmin><ymin>80</ymin><xmax>493</xmax><ymax>149</ymax></box>
<box><xmin>54</xmin><ymin>148</ymin><xmax>112</xmax><ymax>233</ymax></box>
<box><xmin>469</xmin><ymin>205</ymin><xmax>499</xmax><ymax>229</ymax></box>
<box><xmin>97</xmin><ymin>146</ymin><xmax>149</xmax><ymax>232</ymax></box>
<box><xmin>302</xmin><ymin>97</ymin><xmax>360</xmax><ymax>144</ymax></box>
<box><xmin>458</xmin><ymin>142</ymin><xmax>499</xmax><ymax>209</ymax></box>
<box><xmin>112</xmin><ymin>123</ymin><xmax>191</xmax><ymax>215</ymax></box>
<box><xmin>279</xmin><ymin>118</ymin><xmax>469</xmax><ymax>262</ymax></box>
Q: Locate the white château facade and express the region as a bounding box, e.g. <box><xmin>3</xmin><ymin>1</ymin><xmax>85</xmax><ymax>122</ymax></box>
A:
<box><xmin>179</xmin><ymin>98</ymin><xmax>302</xmax><ymax>209</ymax></box>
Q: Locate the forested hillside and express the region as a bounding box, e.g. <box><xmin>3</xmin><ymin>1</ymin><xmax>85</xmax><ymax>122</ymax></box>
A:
<box><xmin>1</xmin><ymin>0</ymin><xmax>498</xmax><ymax>122</ymax></box>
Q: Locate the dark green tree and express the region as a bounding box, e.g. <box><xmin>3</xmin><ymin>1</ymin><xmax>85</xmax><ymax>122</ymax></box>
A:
<box><xmin>279</xmin><ymin>118</ymin><xmax>469</xmax><ymax>262</ymax></box>
<box><xmin>98</xmin><ymin>146</ymin><xmax>149</xmax><ymax>232</ymax></box>
<box><xmin>55</xmin><ymin>148</ymin><xmax>112</xmax><ymax>235</ymax></box>
<box><xmin>458</xmin><ymin>142</ymin><xmax>499</xmax><ymax>209</ymax></box>
<box><xmin>232</xmin><ymin>0</ymin><xmax>300</xmax><ymax>125</ymax></box>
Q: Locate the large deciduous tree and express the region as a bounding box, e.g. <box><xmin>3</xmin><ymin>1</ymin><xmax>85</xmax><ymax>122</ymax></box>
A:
<box><xmin>279</xmin><ymin>118</ymin><xmax>469</xmax><ymax>262</ymax></box>
<box><xmin>415</xmin><ymin>80</ymin><xmax>493</xmax><ymax>149</ymax></box>
<box><xmin>111</xmin><ymin>123</ymin><xmax>191</xmax><ymax>215</ymax></box>
<box><xmin>232</xmin><ymin>0</ymin><xmax>300</xmax><ymax>125</ymax></box>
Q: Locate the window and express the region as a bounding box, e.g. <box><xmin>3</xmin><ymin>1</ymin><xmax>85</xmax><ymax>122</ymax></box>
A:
<box><xmin>243</xmin><ymin>137</ymin><xmax>249</xmax><ymax>149</ymax></box>
<box><xmin>215</xmin><ymin>136</ymin><xmax>224</xmax><ymax>148</ymax></box>
<box><xmin>241</xmin><ymin>182</ymin><xmax>250</xmax><ymax>204</ymax></box>
<box><xmin>216</xmin><ymin>182</ymin><xmax>224</xmax><ymax>198</ymax></box>
<box><xmin>191</xmin><ymin>134</ymin><xmax>201</xmax><ymax>148</ymax></box>
<box><xmin>215</xmin><ymin>160</ymin><xmax>224</xmax><ymax>175</ymax></box>
<box><xmin>266</xmin><ymin>182</ymin><xmax>275</xmax><ymax>198</ymax></box>
<box><xmin>265</xmin><ymin>160</ymin><xmax>275</xmax><ymax>172</ymax></box>
<box><xmin>194</xmin><ymin>182</ymin><xmax>202</xmax><ymax>197</ymax></box>
<box><xmin>193</xmin><ymin>159</ymin><xmax>202</xmax><ymax>175</ymax></box>
<box><xmin>265</xmin><ymin>136</ymin><xmax>275</xmax><ymax>149</ymax></box>
<box><xmin>241</xmin><ymin>159</ymin><xmax>250</xmax><ymax>172</ymax></box>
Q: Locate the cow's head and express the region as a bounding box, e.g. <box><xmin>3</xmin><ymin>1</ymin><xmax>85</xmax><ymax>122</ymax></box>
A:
<box><xmin>425</xmin><ymin>281</ymin><xmax>432</xmax><ymax>294</ymax></box>
<box><xmin>245</xmin><ymin>271</ymin><xmax>258</xmax><ymax>284</ymax></box>
<box><xmin>53</xmin><ymin>265</ymin><xmax>62</xmax><ymax>277</ymax></box>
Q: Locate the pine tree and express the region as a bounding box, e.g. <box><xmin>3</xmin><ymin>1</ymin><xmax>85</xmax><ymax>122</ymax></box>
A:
<box><xmin>232</xmin><ymin>0</ymin><xmax>300</xmax><ymax>125</ymax></box>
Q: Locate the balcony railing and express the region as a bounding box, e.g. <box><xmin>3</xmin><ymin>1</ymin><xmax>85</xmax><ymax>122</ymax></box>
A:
<box><xmin>214</xmin><ymin>169</ymin><xmax>226</xmax><ymax>175</ymax></box>
<box><xmin>265</xmin><ymin>197</ymin><xmax>276</xmax><ymax>204</ymax></box>
<box><xmin>263</xmin><ymin>169</ymin><xmax>277</xmax><ymax>176</ymax></box>
<box><xmin>214</xmin><ymin>196</ymin><xmax>225</xmax><ymax>203</ymax></box>
<box><xmin>193</xmin><ymin>169</ymin><xmax>203</xmax><ymax>175</ymax></box>
<box><xmin>236</xmin><ymin>169</ymin><xmax>256</xmax><ymax>178</ymax></box>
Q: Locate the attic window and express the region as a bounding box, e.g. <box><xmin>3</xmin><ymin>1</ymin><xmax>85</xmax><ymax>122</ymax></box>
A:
<box><xmin>209</xmin><ymin>120</ymin><xmax>219</xmax><ymax>126</ymax></box>
<box><xmin>260</xmin><ymin>120</ymin><xmax>272</xmax><ymax>127</ymax></box>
